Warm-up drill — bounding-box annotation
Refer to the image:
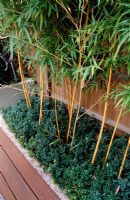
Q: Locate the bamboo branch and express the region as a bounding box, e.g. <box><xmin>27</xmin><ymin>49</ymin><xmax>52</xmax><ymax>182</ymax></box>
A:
<box><xmin>91</xmin><ymin>67</ymin><xmax>112</xmax><ymax>165</ymax></box>
<box><xmin>56</xmin><ymin>0</ymin><xmax>78</xmax><ymax>29</ymax></box>
<box><xmin>118</xmin><ymin>137</ymin><xmax>130</xmax><ymax>178</ymax></box>
<box><xmin>77</xmin><ymin>91</ymin><xmax>107</xmax><ymax>120</ymax></box>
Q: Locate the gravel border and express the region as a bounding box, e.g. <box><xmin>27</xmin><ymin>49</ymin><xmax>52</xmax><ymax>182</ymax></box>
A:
<box><xmin>0</xmin><ymin>113</ymin><xmax>69</xmax><ymax>200</ymax></box>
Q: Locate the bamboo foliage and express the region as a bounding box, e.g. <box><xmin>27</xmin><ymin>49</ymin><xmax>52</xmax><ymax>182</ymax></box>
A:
<box><xmin>118</xmin><ymin>137</ymin><xmax>130</xmax><ymax>178</ymax></box>
<box><xmin>0</xmin><ymin>1</ymin><xmax>130</xmax><ymax>176</ymax></box>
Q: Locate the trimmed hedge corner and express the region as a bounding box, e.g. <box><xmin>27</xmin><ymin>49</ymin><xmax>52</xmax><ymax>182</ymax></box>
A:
<box><xmin>3</xmin><ymin>97</ymin><xmax>130</xmax><ymax>200</ymax></box>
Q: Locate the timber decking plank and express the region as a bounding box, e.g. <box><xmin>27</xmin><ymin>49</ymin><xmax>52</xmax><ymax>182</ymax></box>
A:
<box><xmin>0</xmin><ymin>128</ymin><xmax>59</xmax><ymax>200</ymax></box>
<box><xmin>0</xmin><ymin>146</ymin><xmax>38</xmax><ymax>200</ymax></box>
<box><xmin>0</xmin><ymin>172</ymin><xmax>16</xmax><ymax>200</ymax></box>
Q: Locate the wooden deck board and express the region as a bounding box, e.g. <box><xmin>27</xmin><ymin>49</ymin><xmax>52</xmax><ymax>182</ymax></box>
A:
<box><xmin>0</xmin><ymin>128</ymin><xmax>59</xmax><ymax>200</ymax></box>
<box><xmin>0</xmin><ymin>172</ymin><xmax>16</xmax><ymax>200</ymax></box>
<box><xmin>0</xmin><ymin>146</ymin><xmax>38</xmax><ymax>200</ymax></box>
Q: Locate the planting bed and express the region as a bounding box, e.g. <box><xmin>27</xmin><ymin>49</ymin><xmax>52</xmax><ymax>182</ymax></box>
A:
<box><xmin>3</xmin><ymin>97</ymin><xmax>130</xmax><ymax>200</ymax></box>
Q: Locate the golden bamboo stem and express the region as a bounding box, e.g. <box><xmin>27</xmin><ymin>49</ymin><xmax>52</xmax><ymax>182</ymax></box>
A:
<box><xmin>68</xmin><ymin>79</ymin><xmax>73</xmax><ymax>117</ymax></box>
<box><xmin>104</xmin><ymin>106</ymin><xmax>123</xmax><ymax>164</ymax></box>
<box><xmin>66</xmin><ymin>45</ymin><xmax>83</xmax><ymax>143</ymax></box>
<box><xmin>64</xmin><ymin>78</ymin><xmax>71</xmax><ymax>116</ymax></box>
<box><xmin>103</xmin><ymin>34</ymin><xmax>118</xmax><ymax>163</ymax></box>
<box><xmin>15</xmin><ymin>25</ymin><xmax>31</xmax><ymax>108</ymax></box>
<box><xmin>71</xmin><ymin>80</ymin><xmax>84</xmax><ymax>147</ymax></box>
<box><xmin>17</xmin><ymin>51</ymin><xmax>31</xmax><ymax>107</ymax></box>
<box><xmin>91</xmin><ymin>67</ymin><xmax>112</xmax><ymax>165</ymax></box>
<box><xmin>66</xmin><ymin>5</ymin><xmax>89</xmax><ymax>143</ymax></box>
<box><xmin>118</xmin><ymin>137</ymin><xmax>130</xmax><ymax>178</ymax></box>
<box><xmin>54</xmin><ymin>98</ymin><xmax>60</xmax><ymax>138</ymax></box>
<box><xmin>39</xmin><ymin>68</ymin><xmax>44</xmax><ymax>124</ymax></box>
<box><xmin>66</xmin><ymin>80</ymin><xmax>78</xmax><ymax>143</ymax></box>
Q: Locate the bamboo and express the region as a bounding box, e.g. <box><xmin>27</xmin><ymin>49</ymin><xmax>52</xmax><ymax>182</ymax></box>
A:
<box><xmin>68</xmin><ymin>79</ymin><xmax>73</xmax><ymax>116</ymax></box>
<box><xmin>15</xmin><ymin>25</ymin><xmax>31</xmax><ymax>108</ymax></box>
<box><xmin>104</xmin><ymin>106</ymin><xmax>123</xmax><ymax>164</ymax></box>
<box><xmin>39</xmin><ymin>68</ymin><xmax>44</xmax><ymax>124</ymax></box>
<box><xmin>54</xmin><ymin>98</ymin><xmax>60</xmax><ymax>138</ymax></box>
<box><xmin>64</xmin><ymin>78</ymin><xmax>71</xmax><ymax>116</ymax></box>
<box><xmin>17</xmin><ymin>51</ymin><xmax>31</xmax><ymax>107</ymax></box>
<box><xmin>66</xmin><ymin>80</ymin><xmax>78</xmax><ymax>143</ymax></box>
<box><xmin>103</xmin><ymin>33</ymin><xmax>118</xmax><ymax>164</ymax></box>
<box><xmin>91</xmin><ymin>67</ymin><xmax>112</xmax><ymax>165</ymax></box>
<box><xmin>71</xmin><ymin>80</ymin><xmax>84</xmax><ymax>147</ymax></box>
<box><xmin>118</xmin><ymin>137</ymin><xmax>130</xmax><ymax>178</ymax></box>
<box><xmin>66</xmin><ymin>4</ymin><xmax>89</xmax><ymax>143</ymax></box>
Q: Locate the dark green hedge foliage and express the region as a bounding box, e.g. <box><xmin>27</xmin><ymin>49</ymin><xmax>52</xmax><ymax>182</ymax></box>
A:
<box><xmin>3</xmin><ymin>97</ymin><xmax>130</xmax><ymax>200</ymax></box>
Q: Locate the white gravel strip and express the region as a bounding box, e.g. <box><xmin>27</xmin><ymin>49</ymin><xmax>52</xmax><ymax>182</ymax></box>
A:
<box><xmin>0</xmin><ymin>113</ymin><xmax>69</xmax><ymax>200</ymax></box>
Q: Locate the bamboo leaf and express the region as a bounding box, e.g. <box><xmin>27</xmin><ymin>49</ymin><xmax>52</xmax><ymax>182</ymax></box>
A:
<box><xmin>24</xmin><ymin>28</ymin><xmax>32</xmax><ymax>44</ymax></box>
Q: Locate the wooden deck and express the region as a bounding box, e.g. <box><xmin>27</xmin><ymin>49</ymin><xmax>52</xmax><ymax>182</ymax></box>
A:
<box><xmin>0</xmin><ymin>128</ymin><xmax>59</xmax><ymax>200</ymax></box>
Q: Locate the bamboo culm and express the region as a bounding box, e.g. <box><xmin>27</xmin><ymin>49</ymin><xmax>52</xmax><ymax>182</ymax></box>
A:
<box><xmin>66</xmin><ymin>4</ymin><xmax>89</xmax><ymax>143</ymax></box>
<box><xmin>17</xmin><ymin>51</ymin><xmax>31</xmax><ymax>107</ymax></box>
<box><xmin>54</xmin><ymin>98</ymin><xmax>60</xmax><ymax>138</ymax></box>
<box><xmin>39</xmin><ymin>68</ymin><xmax>44</xmax><ymax>124</ymax></box>
<box><xmin>92</xmin><ymin>67</ymin><xmax>112</xmax><ymax>165</ymax></box>
<box><xmin>104</xmin><ymin>106</ymin><xmax>123</xmax><ymax>165</ymax></box>
<box><xmin>118</xmin><ymin>137</ymin><xmax>130</xmax><ymax>178</ymax></box>
<box><xmin>15</xmin><ymin>25</ymin><xmax>31</xmax><ymax>108</ymax></box>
